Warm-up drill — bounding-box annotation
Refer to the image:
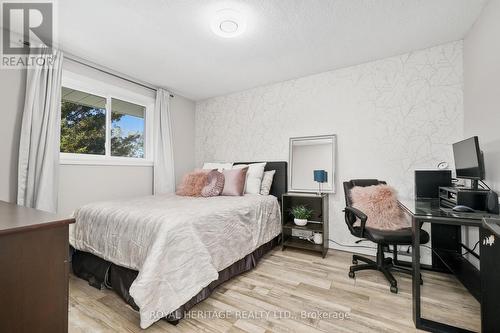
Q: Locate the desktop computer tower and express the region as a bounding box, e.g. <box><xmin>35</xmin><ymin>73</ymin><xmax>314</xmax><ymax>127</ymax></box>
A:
<box><xmin>439</xmin><ymin>186</ymin><xmax>490</xmax><ymax>211</ymax></box>
<box><xmin>414</xmin><ymin>170</ymin><xmax>457</xmax><ymax>271</ymax></box>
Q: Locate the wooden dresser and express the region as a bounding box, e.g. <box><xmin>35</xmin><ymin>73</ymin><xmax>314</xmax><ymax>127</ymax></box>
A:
<box><xmin>0</xmin><ymin>201</ymin><xmax>75</xmax><ymax>333</ymax></box>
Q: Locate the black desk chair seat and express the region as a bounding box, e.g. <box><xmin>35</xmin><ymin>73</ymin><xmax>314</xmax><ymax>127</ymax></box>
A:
<box><xmin>363</xmin><ymin>227</ymin><xmax>429</xmax><ymax>245</ymax></box>
<box><xmin>344</xmin><ymin>179</ymin><xmax>430</xmax><ymax>293</ymax></box>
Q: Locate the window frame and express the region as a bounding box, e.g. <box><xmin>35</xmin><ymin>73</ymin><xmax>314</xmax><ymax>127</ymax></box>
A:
<box><xmin>60</xmin><ymin>71</ymin><xmax>155</xmax><ymax>166</ymax></box>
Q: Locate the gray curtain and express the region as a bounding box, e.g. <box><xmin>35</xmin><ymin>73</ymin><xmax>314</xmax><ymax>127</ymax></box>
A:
<box><xmin>17</xmin><ymin>50</ymin><xmax>64</xmax><ymax>212</ymax></box>
<box><xmin>153</xmin><ymin>88</ymin><xmax>175</xmax><ymax>194</ymax></box>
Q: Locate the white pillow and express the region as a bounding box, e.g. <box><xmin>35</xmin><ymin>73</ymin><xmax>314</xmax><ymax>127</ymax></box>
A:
<box><xmin>202</xmin><ymin>162</ymin><xmax>233</xmax><ymax>172</ymax></box>
<box><xmin>260</xmin><ymin>170</ymin><xmax>276</xmax><ymax>195</ymax></box>
<box><xmin>233</xmin><ymin>162</ymin><xmax>266</xmax><ymax>194</ymax></box>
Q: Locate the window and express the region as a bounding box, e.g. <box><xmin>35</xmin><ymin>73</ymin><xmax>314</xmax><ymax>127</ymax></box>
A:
<box><xmin>111</xmin><ymin>98</ymin><xmax>145</xmax><ymax>158</ymax></box>
<box><xmin>61</xmin><ymin>87</ymin><xmax>107</xmax><ymax>155</ymax></box>
<box><xmin>60</xmin><ymin>73</ymin><xmax>153</xmax><ymax>166</ymax></box>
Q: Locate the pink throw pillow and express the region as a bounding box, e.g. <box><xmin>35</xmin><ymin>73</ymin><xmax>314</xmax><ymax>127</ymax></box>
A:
<box><xmin>201</xmin><ymin>170</ymin><xmax>225</xmax><ymax>197</ymax></box>
<box><xmin>176</xmin><ymin>171</ymin><xmax>209</xmax><ymax>196</ymax></box>
<box><xmin>350</xmin><ymin>185</ymin><xmax>410</xmax><ymax>230</ymax></box>
<box><xmin>222</xmin><ymin>167</ymin><xmax>249</xmax><ymax>196</ymax></box>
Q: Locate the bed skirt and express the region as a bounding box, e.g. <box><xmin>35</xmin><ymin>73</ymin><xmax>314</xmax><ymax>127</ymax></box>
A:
<box><xmin>71</xmin><ymin>235</ymin><xmax>280</xmax><ymax>324</ymax></box>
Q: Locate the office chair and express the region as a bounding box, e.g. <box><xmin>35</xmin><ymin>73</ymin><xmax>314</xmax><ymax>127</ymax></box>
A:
<box><xmin>343</xmin><ymin>179</ymin><xmax>430</xmax><ymax>293</ymax></box>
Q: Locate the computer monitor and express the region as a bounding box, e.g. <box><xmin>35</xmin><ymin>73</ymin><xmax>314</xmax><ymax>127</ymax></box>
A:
<box><xmin>452</xmin><ymin>136</ymin><xmax>485</xmax><ymax>189</ymax></box>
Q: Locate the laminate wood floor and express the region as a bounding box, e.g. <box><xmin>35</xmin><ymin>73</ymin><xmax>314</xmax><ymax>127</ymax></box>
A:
<box><xmin>69</xmin><ymin>248</ymin><xmax>480</xmax><ymax>333</ymax></box>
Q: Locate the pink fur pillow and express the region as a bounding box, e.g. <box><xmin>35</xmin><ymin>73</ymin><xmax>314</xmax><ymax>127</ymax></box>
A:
<box><xmin>351</xmin><ymin>185</ymin><xmax>410</xmax><ymax>230</ymax></box>
<box><xmin>176</xmin><ymin>171</ymin><xmax>209</xmax><ymax>197</ymax></box>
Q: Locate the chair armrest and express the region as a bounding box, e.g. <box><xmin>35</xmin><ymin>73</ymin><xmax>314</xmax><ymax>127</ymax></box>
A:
<box><xmin>345</xmin><ymin>206</ymin><xmax>367</xmax><ymax>221</ymax></box>
<box><xmin>344</xmin><ymin>206</ymin><xmax>368</xmax><ymax>237</ymax></box>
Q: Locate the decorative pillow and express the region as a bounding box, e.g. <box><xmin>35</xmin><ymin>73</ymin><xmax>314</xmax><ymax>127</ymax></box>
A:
<box><xmin>202</xmin><ymin>162</ymin><xmax>233</xmax><ymax>172</ymax></box>
<box><xmin>222</xmin><ymin>167</ymin><xmax>249</xmax><ymax>196</ymax></box>
<box><xmin>201</xmin><ymin>170</ymin><xmax>225</xmax><ymax>197</ymax></box>
<box><xmin>176</xmin><ymin>171</ymin><xmax>209</xmax><ymax>196</ymax></box>
<box><xmin>350</xmin><ymin>185</ymin><xmax>410</xmax><ymax>230</ymax></box>
<box><xmin>233</xmin><ymin>162</ymin><xmax>267</xmax><ymax>194</ymax></box>
<box><xmin>260</xmin><ymin>170</ymin><xmax>276</xmax><ymax>195</ymax></box>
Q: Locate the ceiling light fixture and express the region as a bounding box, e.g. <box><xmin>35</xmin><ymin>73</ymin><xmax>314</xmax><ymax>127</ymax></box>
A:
<box><xmin>219</xmin><ymin>20</ymin><xmax>238</xmax><ymax>33</ymax></box>
<box><xmin>211</xmin><ymin>9</ymin><xmax>246</xmax><ymax>38</ymax></box>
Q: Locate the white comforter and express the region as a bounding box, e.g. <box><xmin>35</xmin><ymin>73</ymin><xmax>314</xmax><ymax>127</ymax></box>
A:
<box><xmin>69</xmin><ymin>194</ymin><xmax>281</xmax><ymax>329</ymax></box>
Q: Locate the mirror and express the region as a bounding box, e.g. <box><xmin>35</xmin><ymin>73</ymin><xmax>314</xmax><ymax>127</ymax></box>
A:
<box><xmin>289</xmin><ymin>135</ymin><xmax>336</xmax><ymax>193</ymax></box>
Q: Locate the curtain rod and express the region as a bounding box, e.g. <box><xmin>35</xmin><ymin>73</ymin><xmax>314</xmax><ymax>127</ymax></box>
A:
<box><xmin>65</xmin><ymin>55</ymin><xmax>174</xmax><ymax>98</ymax></box>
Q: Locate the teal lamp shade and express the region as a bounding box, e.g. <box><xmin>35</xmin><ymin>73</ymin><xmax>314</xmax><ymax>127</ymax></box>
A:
<box><xmin>314</xmin><ymin>170</ymin><xmax>327</xmax><ymax>183</ymax></box>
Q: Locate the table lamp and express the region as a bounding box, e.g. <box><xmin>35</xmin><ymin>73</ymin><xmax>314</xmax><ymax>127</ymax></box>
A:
<box><xmin>313</xmin><ymin>170</ymin><xmax>327</xmax><ymax>195</ymax></box>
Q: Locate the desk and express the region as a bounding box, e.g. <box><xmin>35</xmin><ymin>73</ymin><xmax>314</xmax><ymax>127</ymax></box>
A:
<box><xmin>399</xmin><ymin>198</ymin><xmax>500</xmax><ymax>333</ymax></box>
<box><xmin>0</xmin><ymin>201</ymin><xmax>75</xmax><ymax>333</ymax></box>
<box><xmin>480</xmin><ymin>218</ymin><xmax>500</xmax><ymax>333</ymax></box>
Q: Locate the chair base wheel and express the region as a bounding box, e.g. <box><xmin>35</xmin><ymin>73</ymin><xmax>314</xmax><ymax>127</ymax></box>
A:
<box><xmin>348</xmin><ymin>271</ymin><xmax>355</xmax><ymax>279</ymax></box>
<box><xmin>390</xmin><ymin>285</ymin><xmax>398</xmax><ymax>293</ymax></box>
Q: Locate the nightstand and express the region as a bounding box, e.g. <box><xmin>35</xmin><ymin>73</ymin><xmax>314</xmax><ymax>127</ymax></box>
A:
<box><xmin>281</xmin><ymin>193</ymin><xmax>329</xmax><ymax>258</ymax></box>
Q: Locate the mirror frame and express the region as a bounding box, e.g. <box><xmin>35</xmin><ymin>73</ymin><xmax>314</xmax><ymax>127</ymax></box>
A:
<box><xmin>288</xmin><ymin>134</ymin><xmax>337</xmax><ymax>193</ymax></box>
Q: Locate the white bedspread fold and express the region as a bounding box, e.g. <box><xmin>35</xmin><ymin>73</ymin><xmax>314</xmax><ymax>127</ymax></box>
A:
<box><xmin>70</xmin><ymin>194</ymin><xmax>281</xmax><ymax>329</ymax></box>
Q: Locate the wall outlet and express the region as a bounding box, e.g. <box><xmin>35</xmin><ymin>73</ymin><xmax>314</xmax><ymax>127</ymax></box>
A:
<box><xmin>384</xmin><ymin>245</ymin><xmax>412</xmax><ymax>256</ymax></box>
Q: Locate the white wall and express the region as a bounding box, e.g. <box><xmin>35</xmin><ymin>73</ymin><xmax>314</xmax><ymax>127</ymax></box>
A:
<box><xmin>196</xmin><ymin>41</ymin><xmax>464</xmax><ymax>261</ymax></box>
<box><xmin>463</xmin><ymin>0</ymin><xmax>500</xmax><ymax>267</ymax></box>
<box><xmin>464</xmin><ymin>0</ymin><xmax>500</xmax><ymax>192</ymax></box>
<box><xmin>0</xmin><ymin>54</ymin><xmax>196</xmax><ymax>216</ymax></box>
<box><xmin>58</xmin><ymin>165</ymin><xmax>153</xmax><ymax>215</ymax></box>
<box><xmin>171</xmin><ymin>94</ymin><xmax>196</xmax><ymax>185</ymax></box>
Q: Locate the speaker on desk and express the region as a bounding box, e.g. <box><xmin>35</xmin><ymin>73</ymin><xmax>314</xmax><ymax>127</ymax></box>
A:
<box><xmin>415</xmin><ymin>170</ymin><xmax>452</xmax><ymax>199</ymax></box>
<box><xmin>487</xmin><ymin>191</ymin><xmax>499</xmax><ymax>214</ymax></box>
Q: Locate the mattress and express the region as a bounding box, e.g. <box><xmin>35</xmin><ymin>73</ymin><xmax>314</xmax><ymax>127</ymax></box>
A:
<box><xmin>69</xmin><ymin>193</ymin><xmax>281</xmax><ymax>328</ymax></box>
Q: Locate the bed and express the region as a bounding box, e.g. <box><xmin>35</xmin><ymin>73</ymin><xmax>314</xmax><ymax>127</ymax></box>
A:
<box><xmin>70</xmin><ymin>161</ymin><xmax>287</xmax><ymax>329</ymax></box>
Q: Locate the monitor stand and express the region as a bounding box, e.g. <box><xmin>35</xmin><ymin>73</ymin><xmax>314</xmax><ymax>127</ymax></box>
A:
<box><xmin>465</xmin><ymin>180</ymin><xmax>488</xmax><ymax>192</ymax></box>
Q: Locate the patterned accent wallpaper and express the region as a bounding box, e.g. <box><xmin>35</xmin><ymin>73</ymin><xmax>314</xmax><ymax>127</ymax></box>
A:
<box><xmin>196</xmin><ymin>41</ymin><xmax>464</xmax><ymax>256</ymax></box>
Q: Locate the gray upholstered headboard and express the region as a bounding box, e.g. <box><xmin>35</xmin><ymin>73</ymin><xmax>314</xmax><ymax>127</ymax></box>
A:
<box><xmin>234</xmin><ymin>161</ymin><xmax>288</xmax><ymax>203</ymax></box>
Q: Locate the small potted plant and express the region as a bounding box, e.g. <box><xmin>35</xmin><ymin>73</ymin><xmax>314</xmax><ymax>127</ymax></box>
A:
<box><xmin>290</xmin><ymin>205</ymin><xmax>314</xmax><ymax>226</ymax></box>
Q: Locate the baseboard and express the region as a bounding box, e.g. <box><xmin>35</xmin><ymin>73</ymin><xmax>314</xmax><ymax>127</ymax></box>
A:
<box><xmin>328</xmin><ymin>242</ymin><xmax>424</xmax><ymax>265</ymax></box>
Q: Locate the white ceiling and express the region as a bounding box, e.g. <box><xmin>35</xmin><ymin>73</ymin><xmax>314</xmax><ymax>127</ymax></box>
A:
<box><xmin>57</xmin><ymin>0</ymin><xmax>486</xmax><ymax>101</ymax></box>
